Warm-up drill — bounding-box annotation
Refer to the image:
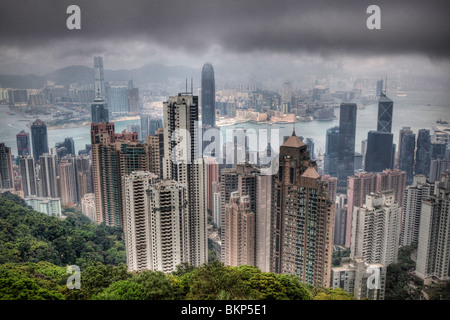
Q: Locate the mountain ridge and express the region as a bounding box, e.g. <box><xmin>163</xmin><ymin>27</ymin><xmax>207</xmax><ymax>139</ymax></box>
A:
<box><xmin>0</xmin><ymin>63</ymin><xmax>200</xmax><ymax>89</ymax></box>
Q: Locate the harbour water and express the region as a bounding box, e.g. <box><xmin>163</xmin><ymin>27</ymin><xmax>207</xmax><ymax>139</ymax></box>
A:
<box><xmin>0</xmin><ymin>90</ymin><xmax>449</xmax><ymax>157</ymax></box>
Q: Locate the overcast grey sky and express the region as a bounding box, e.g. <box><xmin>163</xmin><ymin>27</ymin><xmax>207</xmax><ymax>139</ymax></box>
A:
<box><xmin>1</xmin><ymin>0</ymin><xmax>450</xmax><ymax>85</ymax></box>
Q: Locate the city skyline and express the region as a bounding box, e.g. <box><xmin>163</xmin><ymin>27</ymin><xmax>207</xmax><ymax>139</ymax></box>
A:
<box><xmin>0</xmin><ymin>0</ymin><xmax>450</xmax><ymax>303</ymax></box>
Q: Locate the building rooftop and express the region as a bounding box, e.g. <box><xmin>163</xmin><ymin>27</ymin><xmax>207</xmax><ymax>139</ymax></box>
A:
<box><xmin>302</xmin><ymin>166</ymin><xmax>320</xmax><ymax>179</ymax></box>
<box><xmin>282</xmin><ymin>131</ymin><xmax>305</xmax><ymax>148</ymax></box>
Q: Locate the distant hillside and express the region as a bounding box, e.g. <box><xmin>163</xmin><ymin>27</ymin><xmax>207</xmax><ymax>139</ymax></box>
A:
<box><xmin>0</xmin><ymin>63</ymin><xmax>199</xmax><ymax>89</ymax></box>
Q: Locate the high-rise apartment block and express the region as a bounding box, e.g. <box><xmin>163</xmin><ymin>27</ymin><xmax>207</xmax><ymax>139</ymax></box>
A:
<box><xmin>58</xmin><ymin>159</ymin><xmax>77</xmax><ymax>205</ymax></box>
<box><xmin>224</xmin><ymin>192</ymin><xmax>255</xmax><ymax>267</ymax></box>
<box><xmin>38</xmin><ymin>153</ymin><xmax>58</xmax><ymax>198</ymax></box>
<box><xmin>345</xmin><ymin>172</ymin><xmax>377</xmax><ymax>247</ymax></box>
<box><xmin>163</xmin><ymin>93</ymin><xmax>207</xmax><ymax>267</ymax></box>
<box><xmin>350</xmin><ymin>191</ymin><xmax>401</xmax><ymax>266</ymax></box>
<box><xmin>400</xmin><ymin>175</ymin><xmax>433</xmax><ymax>247</ymax></box>
<box><xmin>91</xmin><ymin>121</ymin><xmax>154</xmax><ymax>227</ymax></box>
<box><xmin>376</xmin><ymin>169</ymin><xmax>406</xmax><ymax>211</ymax></box>
<box><xmin>19</xmin><ymin>155</ymin><xmax>37</xmax><ymax>197</ymax></box>
<box><xmin>415</xmin><ymin>171</ymin><xmax>450</xmax><ymax>281</ymax></box>
<box><xmin>334</xmin><ymin>194</ymin><xmax>347</xmax><ymax>246</ymax></box>
<box><xmin>321</xmin><ymin>175</ymin><xmax>337</xmax><ymax>202</ymax></box>
<box><xmin>16</xmin><ymin>130</ymin><xmax>31</xmax><ymax>158</ymax></box>
<box><xmin>271</xmin><ymin>132</ymin><xmax>334</xmax><ymax>287</ymax></box>
<box><xmin>81</xmin><ymin>193</ymin><xmax>96</xmax><ymax>222</ymax></box>
<box><xmin>0</xmin><ymin>143</ymin><xmax>14</xmax><ymax>190</ymax></box>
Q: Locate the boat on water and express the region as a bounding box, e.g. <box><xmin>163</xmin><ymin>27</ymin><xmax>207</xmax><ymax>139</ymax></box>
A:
<box><xmin>437</xmin><ymin>118</ymin><xmax>449</xmax><ymax>125</ymax></box>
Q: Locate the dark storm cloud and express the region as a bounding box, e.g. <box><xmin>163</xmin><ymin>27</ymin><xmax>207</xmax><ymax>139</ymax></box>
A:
<box><xmin>1</xmin><ymin>0</ymin><xmax>450</xmax><ymax>58</ymax></box>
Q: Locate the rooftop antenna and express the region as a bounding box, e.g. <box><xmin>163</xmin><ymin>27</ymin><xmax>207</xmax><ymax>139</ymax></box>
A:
<box><xmin>385</xmin><ymin>75</ymin><xmax>388</xmax><ymax>95</ymax></box>
<box><xmin>191</xmin><ymin>78</ymin><xmax>193</xmax><ymax>95</ymax></box>
<box><xmin>186</xmin><ymin>78</ymin><xmax>188</xmax><ymax>94</ymax></box>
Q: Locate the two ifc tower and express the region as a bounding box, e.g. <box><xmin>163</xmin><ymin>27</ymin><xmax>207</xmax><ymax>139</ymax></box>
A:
<box><xmin>177</xmin><ymin>63</ymin><xmax>216</xmax><ymax>128</ymax></box>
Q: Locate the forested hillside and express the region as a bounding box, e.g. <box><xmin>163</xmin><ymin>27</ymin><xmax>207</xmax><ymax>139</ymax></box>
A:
<box><xmin>0</xmin><ymin>192</ymin><xmax>353</xmax><ymax>300</ymax></box>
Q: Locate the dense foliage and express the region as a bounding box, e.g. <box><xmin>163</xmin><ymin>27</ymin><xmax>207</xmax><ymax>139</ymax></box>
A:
<box><xmin>0</xmin><ymin>192</ymin><xmax>126</xmax><ymax>269</ymax></box>
<box><xmin>0</xmin><ymin>260</ymin><xmax>354</xmax><ymax>300</ymax></box>
<box><xmin>385</xmin><ymin>244</ymin><xmax>422</xmax><ymax>300</ymax></box>
<box><xmin>0</xmin><ymin>192</ymin><xmax>356</xmax><ymax>301</ymax></box>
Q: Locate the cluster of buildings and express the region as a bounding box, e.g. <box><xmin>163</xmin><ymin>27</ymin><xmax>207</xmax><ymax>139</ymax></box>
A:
<box><xmin>320</xmin><ymin>80</ymin><xmax>450</xmax><ymax>298</ymax></box>
<box><xmin>1</xmin><ymin>60</ymin><xmax>449</xmax><ymax>301</ymax></box>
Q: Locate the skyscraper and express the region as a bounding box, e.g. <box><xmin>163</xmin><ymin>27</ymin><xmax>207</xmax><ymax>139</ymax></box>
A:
<box><xmin>122</xmin><ymin>171</ymin><xmax>162</xmax><ymax>272</ymax></box>
<box><xmin>415</xmin><ymin>129</ymin><xmax>431</xmax><ymax>177</ymax></box>
<box><xmin>91</xmin><ymin>95</ymin><xmax>109</xmax><ymax>123</ymax></box>
<box><xmin>224</xmin><ymin>192</ymin><xmax>255</xmax><ymax>267</ymax></box>
<box><xmin>321</xmin><ymin>174</ymin><xmax>337</xmax><ymax>202</ymax></box>
<box><xmin>219</xmin><ymin>163</ymin><xmax>272</xmax><ymax>272</ymax></box>
<box><xmin>16</xmin><ymin>130</ymin><xmax>31</xmax><ymax>158</ymax></box>
<box><xmin>38</xmin><ymin>153</ymin><xmax>58</xmax><ymax>198</ymax></box>
<box><xmin>94</xmin><ymin>56</ymin><xmax>105</xmax><ymax>100</ymax></box>
<box><xmin>345</xmin><ymin>172</ymin><xmax>377</xmax><ymax>247</ymax></box>
<box><xmin>415</xmin><ymin>171</ymin><xmax>450</xmax><ymax>281</ymax></box>
<box><xmin>305</xmin><ymin>138</ymin><xmax>315</xmax><ymax>160</ymax></box>
<box><xmin>140</xmin><ymin>114</ymin><xmax>163</xmax><ymax>138</ymax></box>
<box><xmin>337</xmin><ymin>103</ymin><xmax>357</xmax><ymax>192</ymax></box>
<box><xmin>364</xmin><ymin>93</ymin><xmax>394</xmax><ymax>173</ymax></box>
<box><xmin>55</xmin><ymin>137</ymin><xmax>75</xmax><ymax>157</ymax></box>
<box><xmin>31</xmin><ymin>119</ymin><xmax>49</xmax><ymax>162</ymax></box>
<box><xmin>324</xmin><ymin>126</ymin><xmax>340</xmax><ymax>177</ymax></box>
<box><xmin>163</xmin><ymin>93</ymin><xmax>207</xmax><ymax>267</ymax></box>
<box><xmin>334</xmin><ymin>194</ymin><xmax>347</xmax><ymax>246</ymax></box>
<box><xmin>58</xmin><ymin>159</ymin><xmax>77</xmax><ymax>205</ymax></box>
<box><xmin>376</xmin><ymin>168</ymin><xmax>407</xmax><ymax>211</ymax></box>
<box><xmin>0</xmin><ymin>143</ymin><xmax>14</xmax><ymax>190</ymax></box>
<box><xmin>201</xmin><ymin>63</ymin><xmax>216</xmax><ymax>127</ymax></box>
<box><xmin>351</xmin><ymin>191</ymin><xmax>401</xmax><ymax>266</ymax></box>
<box><xmin>73</xmin><ymin>155</ymin><xmax>93</xmax><ymax>201</ymax></box>
<box><xmin>377</xmin><ymin>93</ymin><xmax>393</xmax><ymax>133</ymax></box>
<box><xmin>364</xmin><ymin>131</ymin><xmax>394</xmax><ymax>172</ymax></box>
<box><xmin>399</xmin><ymin>127</ymin><xmax>416</xmax><ymax>185</ymax></box>
<box><xmin>108</xmin><ymin>86</ymin><xmax>129</xmax><ymax>116</ymax></box>
<box><xmin>91</xmin><ymin>121</ymin><xmax>151</xmax><ymax>227</ymax></box>
<box><xmin>400</xmin><ymin>175</ymin><xmax>433</xmax><ymax>247</ymax></box>
<box><xmin>205</xmin><ymin>157</ymin><xmax>219</xmax><ymax>214</ymax></box>
<box><xmin>429</xmin><ymin>156</ymin><xmax>450</xmax><ymax>183</ymax></box>
<box><xmin>271</xmin><ymin>131</ymin><xmax>334</xmax><ymax>287</ymax></box>
<box><xmin>430</xmin><ymin>142</ymin><xmax>446</xmax><ymax>160</ymax></box>
<box><xmin>376</xmin><ymin>79</ymin><xmax>384</xmax><ymax>97</ymax></box>
<box><xmin>81</xmin><ymin>193</ymin><xmax>96</xmax><ymax>222</ymax></box>
<box><xmin>19</xmin><ymin>155</ymin><xmax>37</xmax><ymax>197</ymax></box>
<box><xmin>91</xmin><ymin>123</ymin><xmax>120</xmax><ymax>226</ymax></box>
<box><xmin>128</xmin><ymin>80</ymin><xmax>140</xmax><ymax>115</ymax></box>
